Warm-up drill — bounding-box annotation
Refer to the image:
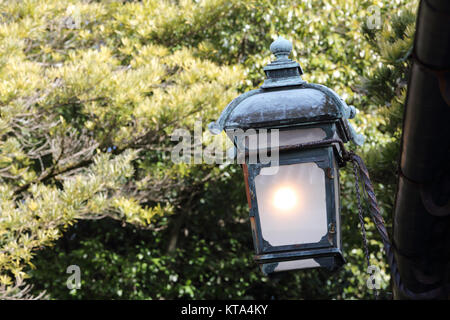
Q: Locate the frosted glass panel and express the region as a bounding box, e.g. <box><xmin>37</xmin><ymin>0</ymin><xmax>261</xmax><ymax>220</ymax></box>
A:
<box><xmin>255</xmin><ymin>163</ymin><xmax>327</xmax><ymax>246</ymax></box>
<box><xmin>277</xmin><ymin>128</ymin><xmax>327</xmax><ymax>148</ymax></box>
<box><xmin>274</xmin><ymin>259</ymin><xmax>320</xmax><ymax>272</ymax></box>
<box><xmin>241</xmin><ymin>128</ymin><xmax>326</xmax><ymax>151</ymax></box>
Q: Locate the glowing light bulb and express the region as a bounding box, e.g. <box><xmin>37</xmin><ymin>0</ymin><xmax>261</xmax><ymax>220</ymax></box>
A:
<box><xmin>273</xmin><ymin>187</ymin><xmax>298</xmax><ymax>211</ymax></box>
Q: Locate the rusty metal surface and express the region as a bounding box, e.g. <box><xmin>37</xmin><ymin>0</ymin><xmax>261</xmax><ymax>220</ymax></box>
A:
<box><xmin>242</xmin><ymin>164</ymin><xmax>252</xmax><ymax>209</ymax></box>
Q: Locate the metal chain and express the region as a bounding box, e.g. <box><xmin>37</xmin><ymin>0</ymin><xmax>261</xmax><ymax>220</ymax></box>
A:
<box><xmin>352</xmin><ymin>161</ymin><xmax>370</xmax><ymax>269</ymax></box>
<box><xmin>348</xmin><ymin>152</ymin><xmax>445</xmax><ymax>300</ymax></box>
<box><xmin>273</xmin><ymin>138</ymin><xmax>445</xmax><ymax>299</ymax></box>
<box><xmin>352</xmin><ymin>159</ymin><xmax>380</xmax><ymax>299</ymax></box>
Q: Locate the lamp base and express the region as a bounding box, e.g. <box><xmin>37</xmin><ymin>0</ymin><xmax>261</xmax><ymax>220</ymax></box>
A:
<box><xmin>256</xmin><ymin>249</ymin><xmax>345</xmax><ymax>275</ymax></box>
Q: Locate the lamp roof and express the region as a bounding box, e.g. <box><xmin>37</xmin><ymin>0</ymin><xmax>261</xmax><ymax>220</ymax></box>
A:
<box><xmin>209</xmin><ymin>37</ymin><xmax>364</xmax><ymax>146</ymax></box>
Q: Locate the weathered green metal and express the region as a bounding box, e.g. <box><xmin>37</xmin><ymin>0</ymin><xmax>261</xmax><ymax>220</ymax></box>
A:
<box><xmin>211</xmin><ymin>37</ymin><xmax>362</xmax><ymax>275</ymax></box>
<box><xmin>209</xmin><ymin>36</ymin><xmax>364</xmax><ymax>146</ymax></box>
<box><xmin>262</xmin><ymin>36</ymin><xmax>305</xmax><ymax>89</ymax></box>
<box><xmin>247</xmin><ymin>147</ymin><xmax>345</xmax><ymax>274</ymax></box>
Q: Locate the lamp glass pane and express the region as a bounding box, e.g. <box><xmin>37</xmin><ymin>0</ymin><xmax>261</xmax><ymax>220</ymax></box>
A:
<box><xmin>277</xmin><ymin>128</ymin><xmax>327</xmax><ymax>147</ymax></box>
<box><xmin>238</xmin><ymin>128</ymin><xmax>326</xmax><ymax>152</ymax></box>
<box><xmin>273</xmin><ymin>259</ymin><xmax>320</xmax><ymax>272</ymax></box>
<box><xmin>254</xmin><ymin>162</ymin><xmax>327</xmax><ymax>247</ymax></box>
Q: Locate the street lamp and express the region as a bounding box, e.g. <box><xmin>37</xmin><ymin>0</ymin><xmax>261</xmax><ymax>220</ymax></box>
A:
<box><xmin>209</xmin><ymin>37</ymin><xmax>364</xmax><ymax>275</ymax></box>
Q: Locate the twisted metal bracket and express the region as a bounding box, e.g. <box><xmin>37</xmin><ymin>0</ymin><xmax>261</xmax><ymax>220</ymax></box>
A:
<box><xmin>279</xmin><ymin>137</ymin><xmax>446</xmax><ymax>299</ymax></box>
<box><xmin>349</xmin><ymin>152</ymin><xmax>447</xmax><ymax>300</ymax></box>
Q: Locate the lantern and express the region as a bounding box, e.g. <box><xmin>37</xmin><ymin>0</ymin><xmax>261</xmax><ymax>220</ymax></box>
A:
<box><xmin>209</xmin><ymin>37</ymin><xmax>364</xmax><ymax>275</ymax></box>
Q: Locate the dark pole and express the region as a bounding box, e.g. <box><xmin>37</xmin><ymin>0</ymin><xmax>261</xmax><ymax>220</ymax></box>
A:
<box><xmin>392</xmin><ymin>0</ymin><xmax>450</xmax><ymax>299</ymax></box>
